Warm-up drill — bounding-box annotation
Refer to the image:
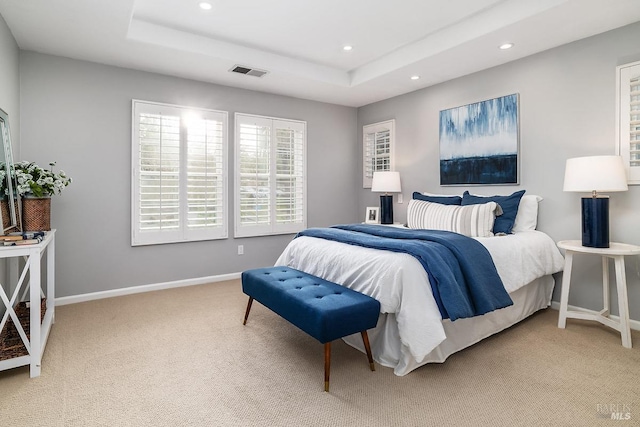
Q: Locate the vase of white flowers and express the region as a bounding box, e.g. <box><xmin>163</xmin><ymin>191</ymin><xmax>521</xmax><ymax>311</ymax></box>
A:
<box><xmin>13</xmin><ymin>161</ymin><xmax>72</xmax><ymax>231</ymax></box>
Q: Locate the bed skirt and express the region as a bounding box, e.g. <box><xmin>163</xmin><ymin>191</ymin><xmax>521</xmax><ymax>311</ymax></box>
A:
<box><xmin>342</xmin><ymin>275</ymin><xmax>555</xmax><ymax>376</ymax></box>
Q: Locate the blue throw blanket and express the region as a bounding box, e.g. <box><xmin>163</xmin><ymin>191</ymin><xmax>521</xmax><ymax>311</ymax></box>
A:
<box><xmin>297</xmin><ymin>224</ymin><xmax>512</xmax><ymax>321</ymax></box>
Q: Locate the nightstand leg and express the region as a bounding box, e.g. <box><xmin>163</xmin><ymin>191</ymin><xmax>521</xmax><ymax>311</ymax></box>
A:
<box><xmin>602</xmin><ymin>256</ymin><xmax>610</xmax><ymax>316</ymax></box>
<box><xmin>613</xmin><ymin>256</ymin><xmax>632</xmax><ymax>348</ymax></box>
<box><xmin>558</xmin><ymin>252</ymin><xmax>573</xmax><ymax>329</ymax></box>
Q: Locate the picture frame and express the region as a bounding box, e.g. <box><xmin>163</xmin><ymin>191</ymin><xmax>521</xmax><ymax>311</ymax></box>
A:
<box><xmin>365</xmin><ymin>207</ymin><xmax>379</xmax><ymax>224</ymax></box>
<box><xmin>439</xmin><ymin>93</ymin><xmax>520</xmax><ymax>186</ymax></box>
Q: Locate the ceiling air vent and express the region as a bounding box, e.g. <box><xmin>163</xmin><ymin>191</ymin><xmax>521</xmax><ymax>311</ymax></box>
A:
<box><xmin>230</xmin><ymin>65</ymin><xmax>268</xmax><ymax>78</ymax></box>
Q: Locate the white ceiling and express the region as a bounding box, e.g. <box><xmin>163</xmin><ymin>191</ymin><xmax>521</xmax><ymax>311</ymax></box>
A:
<box><xmin>1</xmin><ymin>0</ymin><xmax>639</xmax><ymax>107</ymax></box>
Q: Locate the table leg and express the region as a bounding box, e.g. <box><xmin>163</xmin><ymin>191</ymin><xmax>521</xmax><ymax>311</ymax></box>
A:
<box><xmin>602</xmin><ymin>256</ymin><xmax>610</xmax><ymax>316</ymax></box>
<box><xmin>47</xmin><ymin>236</ymin><xmax>55</xmax><ymax>324</ymax></box>
<box><xmin>613</xmin><ymin>256</ymin><xmax>632</xmax><ymax>349</ymax></box>
<box><xmin>558</xmin><ymin>251</ymin><xmax>574</xmax><ymax>329</ymax></box>
<box><xmin>29</xmin><ymin>250</ymin><xmax>41</xmax><ymax>378</ymax></box>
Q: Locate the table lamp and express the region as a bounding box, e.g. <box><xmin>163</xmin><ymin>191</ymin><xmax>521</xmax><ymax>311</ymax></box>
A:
<box><xmin>563</xmin><ymin>155</ymin><xmax>628</xmax><ymax>248</ymax></box>
<box><xmin>371</xmin><ymin>171</ymin><xmax>401</xmax><ymax>224</ymax></box>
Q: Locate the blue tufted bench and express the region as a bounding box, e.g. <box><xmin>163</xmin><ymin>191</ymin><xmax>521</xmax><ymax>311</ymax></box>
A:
<box><xmin>242</xmin><ymin>266</ymin><xmax>380</xmax><ymax>392</ymax></box>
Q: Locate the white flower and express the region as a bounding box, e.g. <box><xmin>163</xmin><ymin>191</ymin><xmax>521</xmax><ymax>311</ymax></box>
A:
<box><xmin>3</xmin><ymin>161</ymin><xmax>73</xmax><ymax>197</ymax></box>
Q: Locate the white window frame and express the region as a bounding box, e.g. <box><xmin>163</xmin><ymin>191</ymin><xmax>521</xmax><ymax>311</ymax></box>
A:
<box><xmin>616</xmin><ymin>60</ymin><xmax>640</xmax><ymax>185</ymax></box>
<box><xmin>363</xmin><ymin>119</ymin><xmax>395</xmax><ymax>188</ymax></box>
<box><xmin>234</xmin><ymin>113</ymin><xmax>307</xmax><ymax>238</ymax></box>
<box><xmin>131</xmin><ymin>100</ymin><xmax>228</xmax><ymax>246</ymax></box>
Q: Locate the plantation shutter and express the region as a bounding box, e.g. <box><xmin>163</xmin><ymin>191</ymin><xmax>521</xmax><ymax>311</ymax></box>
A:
<box><xmin>274</xmin><ymin>120</ymin><xmax>305</xmax><ymax>230</ymax></box>
<box><xmin>137</xmin><ymin>110</ymin><xmax>181</xmax><ymax>237</ymax></box>
<box><xmin>629</xmin><ymin>75</ymin><xmax>640</xmax><ymax>167</ymax></box>
<box><xmin>617</xmin><ymin>62</ymin><xmax>640</xmax><ymax>184</ymax></box>
<box><xmin>237</xmin><ymin>116</ymin><xmax>272</xmax><ymax>236</ymax></box>
<box><xmin>363</xmin><ymin>120</ymin><xmax>395</xmax><ymax>188</ymax></box>
<box><xmin>235</xmin><ymin>114</ymin><xmax>306</xmax><ymax>238</ymax></box>
<box><xmin>132</xmin><ymin>101</ymin><xmax>227</xmax><ymax>245</ymax></box>
<box><xmin>186</xmin><ymin>118</ymin><xmax>225</xmax><ymax>232</ymax></box>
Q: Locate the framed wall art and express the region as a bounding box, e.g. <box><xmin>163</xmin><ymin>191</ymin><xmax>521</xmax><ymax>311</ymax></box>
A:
<box><xmin>439</xmin><ymin>93</ymin><xmax>519</xmax><ymax>186</ymax></box>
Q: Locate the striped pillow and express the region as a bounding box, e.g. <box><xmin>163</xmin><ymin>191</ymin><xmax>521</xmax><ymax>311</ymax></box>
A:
<box><xmin>407</xmin><ymin>199</ymin><xmax>501</xmax><ymax>237</ymax></box>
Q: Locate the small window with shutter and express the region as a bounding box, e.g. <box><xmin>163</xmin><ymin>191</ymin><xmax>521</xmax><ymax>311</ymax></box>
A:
<box><xmin>132</xmin><ymin>100</ymin><xmax>228</xmax><ymax>245</ymax></box>
<box><xmin>363</xmin><ymin>120</ymin><xmax>395</xmax><ymax>188</ymax></box>
<box><xmin>235</xmin><ymin>113</ymin><xmax>306</xmax><ymax>238</ymax></box>
<box><xmin>617</xmin><ymin>61</ymin><xmax>640</xmax><ymax>184</ymax></box>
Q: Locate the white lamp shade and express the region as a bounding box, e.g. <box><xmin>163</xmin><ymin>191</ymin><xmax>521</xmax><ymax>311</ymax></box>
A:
<box><xmin>371</xmin><ymin>171</ymin><xmax>401</xmax><ymax>193</ymax></box>
<box><xmin>563</xmin><ymin>155</ymin><xmax>628</xmax><ymax>193</ymax></box>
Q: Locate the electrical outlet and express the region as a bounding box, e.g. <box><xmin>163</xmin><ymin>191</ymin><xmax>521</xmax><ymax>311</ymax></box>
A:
<box><xmin>397</xmin><ymin>193</ymin><xmax>403</xmax><ymax>204</ymax></box>
<box><xmin>238</xmin><ymin>245</ymin><xmax>244</xmax><ymax>255</ymax></box>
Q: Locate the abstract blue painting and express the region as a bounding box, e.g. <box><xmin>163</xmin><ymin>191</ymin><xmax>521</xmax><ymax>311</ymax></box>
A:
<box><xmin>439</xmin><ymin>93</ymin><xmax>519</xmax><ymax>185</ymax></box>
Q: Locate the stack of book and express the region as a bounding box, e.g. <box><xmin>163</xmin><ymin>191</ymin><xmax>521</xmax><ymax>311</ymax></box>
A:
<box><xmin>1</xmin><ymin>231</ymin><xmax>45</xmax><ymax>246</ymax></box>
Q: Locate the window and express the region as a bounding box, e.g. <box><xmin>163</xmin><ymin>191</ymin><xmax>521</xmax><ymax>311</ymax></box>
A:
<box><xmin>363</xmin><ymin>119</ymin><xmax>395</xmax><ymax>188</ymax></box>
<box><xmin>132</xmin><ymin>100</ymin><xmax>228</xmax><ymax>245</ymax></box>
<box><xmin>235</xmin><ymin>113</ymin><xmax>306</xmax><ymax>238</ymax></box>
<box><xmin>617</xmin><ymin>60</ymin><xmax>640</xmax><ymax>184</ymax></box>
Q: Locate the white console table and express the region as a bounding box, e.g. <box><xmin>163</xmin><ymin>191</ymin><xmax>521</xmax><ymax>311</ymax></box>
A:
<box><xmin>0</xmin><ymin>230</ymin><xmax>55</xmax><ymax>377</ymax></box>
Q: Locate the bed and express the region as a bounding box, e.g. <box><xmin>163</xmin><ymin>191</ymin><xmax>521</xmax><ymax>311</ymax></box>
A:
<box><xmin>274</xmin><ymin>192</ymin><xmax>565</xmax><ymax>376</ymax></box>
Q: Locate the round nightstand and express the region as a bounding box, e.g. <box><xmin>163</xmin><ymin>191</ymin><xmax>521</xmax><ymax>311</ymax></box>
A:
<box><xmin>556</xmin><ymin>240</ymin><xmax>640</xmax><ymax>348</ymax></box>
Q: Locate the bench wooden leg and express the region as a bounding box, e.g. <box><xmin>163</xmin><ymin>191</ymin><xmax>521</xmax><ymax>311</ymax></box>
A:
<box><xmin>361</xmin><ymin>331</ymin><xmax>375</xmax><ymax>371</ymax></box>
<box><xmin>243</xmin><ymin>297</ymin><xmax>254</xmax><ymax>325</ymax></box>
<box><xmin>324</xmin><ymin>342</ymin><xmax>331</xmax><ymax>392</ymax></box>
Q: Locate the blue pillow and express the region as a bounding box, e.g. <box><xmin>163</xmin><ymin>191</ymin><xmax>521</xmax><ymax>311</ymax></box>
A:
<box><xmin>461</xmin><ymin>190</ymin><xmax>525</xmax><ymax>234</ymax></box>
<box><xmin>412</xmin><ymin>192</ymin><xmax>462</xmax><ymax>205</ymax></box>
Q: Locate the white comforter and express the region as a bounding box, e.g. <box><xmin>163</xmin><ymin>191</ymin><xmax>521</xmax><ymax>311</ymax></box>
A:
<box><xmin>275</xmin><ymin>229</ymin><xmax>564</xmax><ymax>367</ymax></box>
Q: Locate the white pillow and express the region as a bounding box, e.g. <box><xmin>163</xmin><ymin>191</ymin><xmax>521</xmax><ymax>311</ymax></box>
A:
<box><xmin>421</xmin><ymin>190</ymin><xmax>541</xmax><ymax>232</ymax></box>
<box><xmin>422</xmin><ymin>191</ymin><xmax>461</xmax><ymax>197</ymax></box>
<box><xmin>512</xmin><ymin>195</ymin><xmax>543</xmax><ymax>232</ymax></box>
<box><xmin>407</xmin><ymin>199</ymin><xmax>500</xmax><ymax>238</ymax></box>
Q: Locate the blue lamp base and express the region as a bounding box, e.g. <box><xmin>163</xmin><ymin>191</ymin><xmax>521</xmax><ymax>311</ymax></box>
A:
<box><xmin>380</xmin><ymin>195</ymin><xmax>393</xmax><ymax>225</ymax></box>
<box><xmin>581</xmin><ymin>197</ymin><xmax>609</xmax><ymax>248</ymax></box>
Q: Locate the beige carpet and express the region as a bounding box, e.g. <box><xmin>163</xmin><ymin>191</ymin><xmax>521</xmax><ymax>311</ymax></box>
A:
<box><xmin>0</xmin><ymin>279</ymin><xmax>638</xmax><ymax>426</ymax></box>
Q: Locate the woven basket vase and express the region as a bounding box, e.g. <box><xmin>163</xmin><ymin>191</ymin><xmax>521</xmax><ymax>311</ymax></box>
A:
<box><xmin>22</xmin><ymin>197</ymin><xmax>51</xmax><ymax>231</ymax></box>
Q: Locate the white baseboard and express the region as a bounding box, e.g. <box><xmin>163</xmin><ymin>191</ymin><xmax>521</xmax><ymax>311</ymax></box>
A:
<box><xmin>550</xmin><ymin>301</ymin><xmax>640</xmax><ymax>331</ymax></box>
<box><xmin>55</xmin><ymin>272</ymin><xmax>242</xmax><ymax>306</ymax></box>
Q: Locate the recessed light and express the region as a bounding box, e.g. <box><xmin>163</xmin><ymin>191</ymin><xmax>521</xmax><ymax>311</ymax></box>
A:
<box><xmin>199</xmin><ymin>2</ymin><xmax>213</xmax><ymax>10</ymax></box>
<box><xmin>499</xmin><ymin>43</ymin><xmax>514</xmax><ymax>50</ymax></box>
<box><xmin>343</xmin><ymin>45</ymin><xmax>353</xmax><ymax>51</ymax></box>
<box><xmin>410</xmin><ymin>75</ymin><xmax>420</xmax><ymax>80</ymax></box>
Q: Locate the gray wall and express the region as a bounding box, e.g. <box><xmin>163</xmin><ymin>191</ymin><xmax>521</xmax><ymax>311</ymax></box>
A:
<box><xmin>19</xmin><ymin>52</ymin><xmax>358</xmax><ymax>298</ymax></box>
<box><xmin>0</xmin><ymin>13</ymin><xmax>19</xmax><ymax>153</ymax></box>
<box><xmin>0</xmin><ymin>14</ymin><xmax>19</xmax><ymax>301</ymax></box>
<box><xmin>358</xmin><ymin>22</ymin><xmax>640</xmax><ymax>321</ymax></box>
